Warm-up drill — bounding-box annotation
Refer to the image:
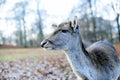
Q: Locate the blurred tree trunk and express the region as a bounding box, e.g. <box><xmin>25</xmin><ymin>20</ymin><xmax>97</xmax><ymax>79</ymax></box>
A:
<box><xmin>36</xmin><ymin>0</ymin><xmax>44</xmax><ymax>42</ymax></box>
<box><xmin>88</xmin><ymin>0</ymin><xmax>97</xmax><ymax>41</ymax></box>
<box><xmin>13</xmin><ymin>2</ymin><xmax>28</xmax><ymax>47</ymax></box>
<box><xmin>110</xmin><ymin>24</ymin><xmax>113</xmax><ymax>43</ymax></box>
<box><xmin>111</xmin><ymin>2</ymin><xmax>120</xmax><ymax>42</ymax></box>
<box><xmin>22</xmin><ymin>18</ymin><xmax>27</xmax><ymax>47</ymax></box>
<box><xmin>0</xmin><ymin>0</ymin><xmax>6</xmax><ymax>45</ymax></box>
<box><xmin>21</xmin><ymin>7</ymin><xmax>27</xmax><ymax>48</ymax></box>
<box><xmin>116</xmin><ymin>14</ymin><xmax>120</xmax><ymax>42</ymax></box>
<box><xmin>18</xmin><ymin>21</ymin><xmax>23</xmax><ymax>46</ymax></box>
<box><xmin>0</xmin><ymin>31</ymin><xmax>4</xmax><ymax>44</ymax></box>
<box><xmin>14</xmin><ymin>19</ymin><xmax>23</xmax><ymax>46</ymax></box>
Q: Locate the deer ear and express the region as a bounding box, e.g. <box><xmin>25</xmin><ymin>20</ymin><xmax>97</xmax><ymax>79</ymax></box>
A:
<box><xmin>73</xmin><ymin>16</ymin><xmax>78</xmax><ymax>31</ymax></box>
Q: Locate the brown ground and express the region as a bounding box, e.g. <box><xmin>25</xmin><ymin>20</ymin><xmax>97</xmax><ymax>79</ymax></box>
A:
<box><xmin>0</xmin><ymin>45</ymin><xmax>23</xmax><ymax>48</ymax></box>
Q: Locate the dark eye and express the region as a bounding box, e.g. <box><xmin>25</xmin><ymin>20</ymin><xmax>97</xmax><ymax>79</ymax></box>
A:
<box><xmin>61</xmin><ymin>30</ymin><xmax>68</xmax><ymax>33</ymax></box>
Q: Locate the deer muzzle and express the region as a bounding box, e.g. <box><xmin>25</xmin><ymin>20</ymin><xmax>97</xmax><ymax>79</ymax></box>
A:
<box><xmin>41</xmin><ymin>39</ymin><xmax>55</xmax><ymax>49</ymax></box>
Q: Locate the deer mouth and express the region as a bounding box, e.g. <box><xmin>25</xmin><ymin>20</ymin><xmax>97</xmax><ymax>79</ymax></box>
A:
<box><xmin>44</xmin><ymin>45</ymin><xmax>55</xmax><ymax>50</ymax></box>
<box><xmin>41</xmin><ymin>40</ymin><xmax>56</xmax><ymax>50</ymax></box>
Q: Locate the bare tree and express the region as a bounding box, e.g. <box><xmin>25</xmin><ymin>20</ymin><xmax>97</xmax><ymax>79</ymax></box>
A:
<box><xmin>35</xmin><ymin>0</ymin><xmax>44</xmax><ymax>42</ymax></box>
<box><xmin>87</xmin><ymin>0</ymin><xmax>97</xmax><ymax>41</ymax></box>
<box><xmin>0</xmin><ymin>31</ymin><xmax>4</xmax><ymax>44</ymax></box>
<box><xmin>111</xmin><ymin>1</ymin><xmax>120</xmax><ymax>42</ymax></box>
<box><xmin>0</xmin><ymin>0</ymin><xmax>6</xmax><ymax>45</ymax></box>
<box><xmin>69</xmin><ymin>0</ymin><xmax>98</xmax><ymax>42</ymax></box>
<box><xmin>13</xmin><ymin>1</ymin><xmax>28</xmax><ymax>47</ymax></box>
<box><xmin>69</xmin><ymin>0</ymin><xmax>117</xmax><ymax>43</ymax></box>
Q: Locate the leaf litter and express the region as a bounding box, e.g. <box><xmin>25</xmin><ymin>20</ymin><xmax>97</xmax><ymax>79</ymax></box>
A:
<box><xmin>0</xmin><ymin>55</ymin><xmax>77</xmax><ymax>80</ymax></box>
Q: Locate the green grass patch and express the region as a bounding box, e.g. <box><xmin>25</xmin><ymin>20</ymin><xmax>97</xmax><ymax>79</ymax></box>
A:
<box><xmin>0</xmin><ymin>53</ymin><xmax>41</xmax><ymax>61</ymax></box>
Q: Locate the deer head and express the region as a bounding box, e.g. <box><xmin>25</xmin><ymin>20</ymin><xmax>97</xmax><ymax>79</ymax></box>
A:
<box><xmin>41</xmin><ymin>17</ymin><xmax>81</xmax><ymax>50</ymax></box>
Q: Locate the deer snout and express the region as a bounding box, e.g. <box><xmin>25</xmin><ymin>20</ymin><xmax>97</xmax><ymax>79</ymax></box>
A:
<box><xmin>41</xmin><ymin>40</ymin><xmax>48</xmax><ymax>47</ymax></box>
<box><xmin>41</xmin><ymin>39</ymin><xmax>54</xmax><ymax>49</ymax></box>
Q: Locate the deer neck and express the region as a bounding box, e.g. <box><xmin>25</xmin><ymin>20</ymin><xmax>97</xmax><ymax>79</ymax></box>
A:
<box><xmin>65</xmin><ymin>34</ymin><xmax>94</xmax><ymax>78</ymax></box>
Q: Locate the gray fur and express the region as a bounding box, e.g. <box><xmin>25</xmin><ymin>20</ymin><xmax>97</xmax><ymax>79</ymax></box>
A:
<box><xmin>41</xmin><ymin>20</ymin><xmax>120</xmax><ymax>80</ymax></box>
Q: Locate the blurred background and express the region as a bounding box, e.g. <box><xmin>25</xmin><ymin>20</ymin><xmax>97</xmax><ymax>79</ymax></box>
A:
<box><xmin>0</xmin><ymin>0</ymin><xmax>120</xmax><ymax>48</ymax></box>
<box><xmin>0</xmin><ymin>0</ymin><xmax>120</xmax><ymax>80</ymax></box>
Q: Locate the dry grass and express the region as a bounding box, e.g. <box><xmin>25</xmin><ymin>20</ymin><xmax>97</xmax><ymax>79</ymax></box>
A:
<box><xmin>0</xmin><ymin>48</ymin><xmax>64</xmax><ymax>61</ymax></box>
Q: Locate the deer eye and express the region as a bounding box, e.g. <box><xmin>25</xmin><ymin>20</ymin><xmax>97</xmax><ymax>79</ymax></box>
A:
<box><xmin>61</xmin><ymin>30</ymin><xmax>68</xmax><ymax>33</ymax></box>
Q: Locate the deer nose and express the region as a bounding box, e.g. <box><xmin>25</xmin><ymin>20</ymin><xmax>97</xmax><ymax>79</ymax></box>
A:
<box><xmin>41</xmin><ymin>40</ymin><xmax>48</xmax><ymax>47</ymax></box>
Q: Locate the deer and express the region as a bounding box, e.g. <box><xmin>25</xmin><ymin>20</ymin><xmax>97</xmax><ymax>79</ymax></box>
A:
<box><xmin>41</xmin><ymin>17</ymin><xmax>120</xmax><ymax>80</ymax></box>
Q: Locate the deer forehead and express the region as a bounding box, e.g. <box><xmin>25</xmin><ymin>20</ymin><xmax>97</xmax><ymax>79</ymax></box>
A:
<box><xmin>58</xmin><ymin>21</ymin><xmax>71</xmax><ymax>30</ymax></box>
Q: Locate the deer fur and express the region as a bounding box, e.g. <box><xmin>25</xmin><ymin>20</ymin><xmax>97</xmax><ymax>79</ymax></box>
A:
<box><xmin>41</xmin><ymin>17</ymin><xmax>120</xmax><ymax>80</ymax></box>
